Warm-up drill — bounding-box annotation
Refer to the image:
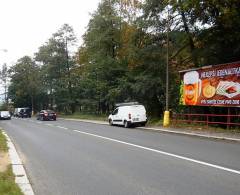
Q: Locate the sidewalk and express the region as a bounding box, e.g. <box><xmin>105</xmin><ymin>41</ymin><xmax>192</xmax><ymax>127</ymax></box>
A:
<box><xmin>63</xmin><ymin>118</ymin><xmax>240</xmax><ymax>142</ymax></box>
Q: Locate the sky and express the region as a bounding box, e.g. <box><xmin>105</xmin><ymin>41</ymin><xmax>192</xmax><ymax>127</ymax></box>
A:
<box><xmin>0</xmin><ymin>0</ymin><xmax>101</xmax><ymax>66</ymax></box>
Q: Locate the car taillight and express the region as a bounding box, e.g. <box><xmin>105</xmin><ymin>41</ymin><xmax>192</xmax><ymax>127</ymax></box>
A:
<box><xmin>128</xmin><ymin>113</ymin><xmax>131</xmax><ymax>119</ymax></box>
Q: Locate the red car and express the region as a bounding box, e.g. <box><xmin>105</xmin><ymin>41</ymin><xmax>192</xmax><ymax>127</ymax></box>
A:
<box><xmin>37</xmin><ymin>110</ymin><xmax>57</xmax><ymax>121</ymax></box>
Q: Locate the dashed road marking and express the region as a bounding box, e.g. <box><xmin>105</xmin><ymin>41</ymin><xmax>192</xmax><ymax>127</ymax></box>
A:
<box><xmin>45</xmin><ymin>123</ymin><xmax>54</xmax><ymax>127</ymax></box>
<box><xmin>56</xmin><ymin>126</ymin><xmax>68</xmax><ymax>130</ymax></box>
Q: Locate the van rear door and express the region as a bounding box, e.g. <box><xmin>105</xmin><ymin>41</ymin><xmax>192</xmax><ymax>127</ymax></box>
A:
<box><xmin>130</xmin><ymin>105</ymin><xmax>147</xmax><ymax>122</ymax></box>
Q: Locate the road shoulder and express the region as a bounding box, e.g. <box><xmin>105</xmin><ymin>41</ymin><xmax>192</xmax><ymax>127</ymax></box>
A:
<box><xmin>2</xmin><ymin>131</ymin><xmax>35</xmax><ymax>195</ymax></box>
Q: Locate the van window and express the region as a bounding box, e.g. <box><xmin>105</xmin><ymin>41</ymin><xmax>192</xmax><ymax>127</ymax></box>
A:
<box><xmin>112</xmin><ymin>108</ymin><xmax>118</xmax><ymax>115</ymax></box>
<box><xmin>130</xmin><ymin>105</ymin><xmax>146</xmax><ymax>113</ymax></box>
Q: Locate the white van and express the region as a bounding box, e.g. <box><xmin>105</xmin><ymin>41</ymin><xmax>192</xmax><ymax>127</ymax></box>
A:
<box><xmin>108</xmin><ymin>103</ymin><xmax>147</xmax><ymax>128</ymax></box>
<box><xmin>0</xmin><ymin>111</ymin><xmax>11</xmax><ymax>120</ymax></box>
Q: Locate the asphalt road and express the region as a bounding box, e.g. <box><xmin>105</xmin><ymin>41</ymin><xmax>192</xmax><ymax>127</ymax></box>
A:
<box><xmin>1</xmin><ymin>118</ymin><xmax>240</xmax><ymax>195</ymax></box>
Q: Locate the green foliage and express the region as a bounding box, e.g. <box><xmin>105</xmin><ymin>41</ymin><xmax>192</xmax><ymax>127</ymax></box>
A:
<box><xmin>7</xmin><ymin>0</ymin><xmax>240</xmax><ymax>118</ymax></box>
<box><xmin>35</xmin><ymin>24</ymin><xmax>77</xmax><ymax>113</ymax></box>
<box><xmin>0</xmin><ymin>103</ymin><xmax>8</xmax><ymax>111</ymax></box>
<box><xmin>0</xmin><ymin>63</ymin><xmax>8</xmax><ymax>103</ymax></box>
<box><xmin>0</xmin><ymin>165</ymin><xmax>24</xmax><ymax>195</ymax></box>
<box><xmin>77</xmin><ymin>0</ymin><xmax>128</xmax><ymax>113</ymax></box>
<box><xmin>8</xmin><ymin>56</ymin><xmax>41</xmax><ymax>111</ymax></box>
<box><xmin>0</xmin><ymin>131</ymin><xmax>23</xmax><ymax>195</ymax></box>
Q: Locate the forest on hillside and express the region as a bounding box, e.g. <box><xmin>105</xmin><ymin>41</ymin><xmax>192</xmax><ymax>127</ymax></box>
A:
<box><xmin>2</xmin><ymin>0</ymin><xmax>240</xmax><ymax>117</ymax></box>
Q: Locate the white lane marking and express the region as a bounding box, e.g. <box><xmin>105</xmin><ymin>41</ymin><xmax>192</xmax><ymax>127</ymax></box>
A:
<box><xmin>45</xmin><ymin>123</ymin><xmax>54</xmax><ymax>127</ymax></box>
<box><xmin>56</xmin><ymin>125</ymin><xmax>68</xmax><ymax>130</ymax></box>
<box><xmin>73</xmin><ymin>129</ymin><xmax>240</xmax><ymax>175</ymax></box>
<box><xmin>31</xmin><ymin>120</ymin><xmax>67</xmax><ymax>129</ymax></box>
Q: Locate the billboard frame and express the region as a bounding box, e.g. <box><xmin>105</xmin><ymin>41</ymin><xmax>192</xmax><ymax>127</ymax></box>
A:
<box><xmin>179</xmin><ymin>61</ymin><xmax>240</xmax><ymax>107</ymax></box>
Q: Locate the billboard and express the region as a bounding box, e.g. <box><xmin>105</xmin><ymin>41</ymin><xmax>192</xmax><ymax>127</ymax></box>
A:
<box><xmin>180</xmin><ymin>62</ymin><xmax>240</xmax><ymax>107</ymax></box>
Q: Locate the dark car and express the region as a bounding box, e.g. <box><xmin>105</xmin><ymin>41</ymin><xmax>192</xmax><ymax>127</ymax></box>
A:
<box><xmin>37</xmin><ymin>110</ymin><xmax>57</xmax><ymax>121</ymax></box>
<box><xmin>19</xmin><ymin>108</ymin><xmax>31</xmax><ymax>118</ymax></box>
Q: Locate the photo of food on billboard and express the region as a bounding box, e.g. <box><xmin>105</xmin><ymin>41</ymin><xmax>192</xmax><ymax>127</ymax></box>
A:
<box><xmin>179</xmin><ymin>62</ymin><xmax>240</xmax><ymax>107</ymax></box>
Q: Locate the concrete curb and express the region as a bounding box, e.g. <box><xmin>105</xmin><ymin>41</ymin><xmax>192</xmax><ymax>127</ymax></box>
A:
<box><xmin>61</xmin><ymin>118</ymin><xmax>240</xmax><ymax>142</ymax></box>
<box><xmin>138</xmin><ymin>127</ymin><xmax>240</xmax><ymax>142</ymax></box>
<box><xmin>3</xmin><ymin>131</ymin><xmax>35</xmax><ymax>195</ymax></box>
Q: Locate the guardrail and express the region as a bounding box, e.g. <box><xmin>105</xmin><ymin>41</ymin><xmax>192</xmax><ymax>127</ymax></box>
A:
<box><xmin>172</xmin><ymin>113</ymin><xmax>240</xmax><ymax>129</ymax></box>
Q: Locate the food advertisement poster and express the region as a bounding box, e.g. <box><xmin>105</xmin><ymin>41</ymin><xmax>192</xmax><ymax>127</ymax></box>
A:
<box><xmin>179</xmin><ymin>62</ymin><xmax>240</xmax><ymax>107</ymax></box>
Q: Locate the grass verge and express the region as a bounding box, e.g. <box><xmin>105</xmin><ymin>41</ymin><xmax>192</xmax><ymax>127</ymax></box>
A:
<box><xmin>171</xmin><ymin>122</ymin><xmax>240</xmax><ymax>133</ymax></box>
<box><xmin>0</xmin><ymin>130</ymin><xmax>23</xmax><ymax>195</ymax></box>
<box><xmin>147</xmin><ymin>118</ymin><xmax>163</xmax><ymax>126</ymax></box>
<box><xmin>148</xmin><ymin>118</ymin><xmax>240</xmax><ymax>133</ymax></box>
<box><xmin>0</xmin><ymin>131</ymin><xmax>8</xmax><ymax>152</ymax></box>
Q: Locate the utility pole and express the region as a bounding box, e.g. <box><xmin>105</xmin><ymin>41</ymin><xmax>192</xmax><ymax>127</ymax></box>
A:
<box><xmin>163</xmin><ymin>4</ymin><xmax>170</xmax><ymax>127</ymax></box>
<box><xmin>166</xmin><ymin>14</ymin><xmax>169</xmax><ymax>112</ymax></box>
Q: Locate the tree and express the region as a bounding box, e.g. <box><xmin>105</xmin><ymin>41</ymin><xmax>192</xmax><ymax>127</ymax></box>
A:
<box><xmin>0</xmin><ymin>63</ymin><xmax>8</xmax><ymax>103</ymax></box>
<box><xmin>35</xmin><ymin>24</ymin><xmax>77</xmax><ymax>113</ymax></box>
<box><xmin>8</xmin><ymin>0</ymin><xmax>239</xmax><ymax>119</ymax></box>
<box><xmin>78</xmin><ymin>0</ymin><xmax>127</xmax><ymax>113</ymax></box>
<box><xmin>192</xmin><ymin>0</ymin><xmax>240</xmax><ymax>64</ymax></box>
<box><xmin>8</xmin><ymin>56</ymin><xmax>41</xmax><ymax>112</ymax></box>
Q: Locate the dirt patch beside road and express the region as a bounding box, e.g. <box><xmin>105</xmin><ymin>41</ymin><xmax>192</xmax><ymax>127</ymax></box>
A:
<box><xmin>0</xmin><ymin>151</ymin><xmax>10</xmax><ymax>172</ymax></box>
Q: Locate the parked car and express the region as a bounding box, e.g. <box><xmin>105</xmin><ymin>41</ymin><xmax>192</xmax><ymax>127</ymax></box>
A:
<box><xmin>0</xmin><ymin>111</ymin><xmax>11</xmax><ymax>120</ymax></box>
<box><xmin>37</xmin><ymin>110</ymin><xmax>57</xmax><ymax>121</ymax></box>
<box><xmin>19</xmin><ymin>108</ymin><xmax>31</xmax><ymax>118</ymax></box>
<box><xmin>108</xmin><ymin>102</ymin><xmax>147</xmax><ymax>128</ymax></box>
<box><xmin>14</xmin><ymin>107</ymin><xmax>31</xmax><ymax>117</ymax></box>
<box><xmin>14</xmin><ymin>108</ymin><xmax>23</xmax><ymax>117</ymax></box>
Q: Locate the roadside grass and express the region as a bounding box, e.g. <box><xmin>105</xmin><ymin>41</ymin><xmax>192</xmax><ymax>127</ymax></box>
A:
<box><xmin>172</xmin><ymin>122</ymin><xmax>240</xmax><ymax>133</ymax></box>
<box><xmin>0</xmin><ymin>131</ymin><xmax>8</xmax><ymax>152</ymax></box>
<box><xmin>143</xmin><ymin>116</ymin><xmax>240</xmax><ymax>133</ymax></box>
<box><xmin>146</xmin><ymin>118</ymin><xmax>163</xmax><ymax>126</ymax></box>
<box><xmin>149</xmin><ymin>116</ymin><xmax>237</xmax><ymax>130</ymax></box>
<box><xmin>60</xmin><ymin>112</ymin><xmax>108</xmax><ymax>121</ymax></box>
<box><xmin>0</xmin><ymin>166</ymin><xmax>23</xmax><ymax>195</ymax></box>
<box><xmin>0</xmin><ymin>130</ymin><xmax>23</xmax><ymax>195</ymax></box>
